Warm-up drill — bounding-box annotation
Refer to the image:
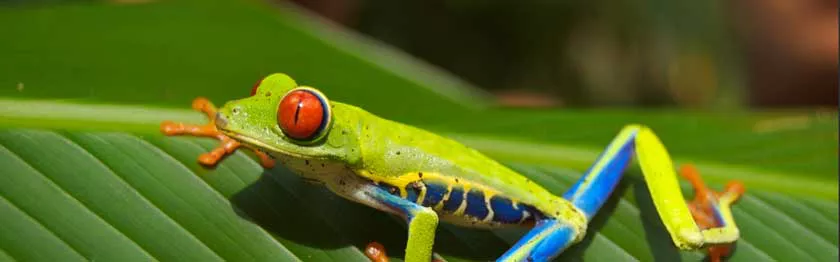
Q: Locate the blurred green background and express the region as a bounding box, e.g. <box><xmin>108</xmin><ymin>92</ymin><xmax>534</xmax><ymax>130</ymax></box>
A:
<box><xmin>0</xmin><ymin>0</ymin><xmax>837</xmax><ymax>261</ymax></box>
<box><xmin>296</xmin><ymin>0</ymin><xmax>839</xmax><ymax>108</ymax></box>
<box><xmin>2</xmin><ymin>0</ymin><xmax>838</xmax><ymax>108</ymax></box>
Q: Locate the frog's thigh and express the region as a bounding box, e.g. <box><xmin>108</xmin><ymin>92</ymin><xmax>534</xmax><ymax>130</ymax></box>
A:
<box><xmin>354</xmin><ymin>183</ymin><xmax>439</xmax><ymax>262</ymax></box>
<box><xmin>497</xmin><ymin>219</ymin><xmax>578</xmax><ymax>262</ymax></box>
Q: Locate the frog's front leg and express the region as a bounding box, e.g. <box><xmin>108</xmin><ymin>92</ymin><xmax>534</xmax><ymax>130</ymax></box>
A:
<box><xmin>354</xmin><ymin>183</ymin><xmax>439</xmax><ymax>262</ymax></box>
<box><xmin>161</xmin><ymin>97</ymin><xmax>275</xmax><ymax>168</ymax></box>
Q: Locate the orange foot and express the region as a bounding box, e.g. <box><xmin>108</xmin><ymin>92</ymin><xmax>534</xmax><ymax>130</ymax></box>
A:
<box><xmin>680</xmin><ymin>164</ymin><xmax>745</xmax><ymax>262</ymax></box>
<box><xmin>161</xmin><ymin>97</ymin><xmax>275</xmax><ymax>168</ymax></box>
<box><xmin>364</xmin><ymin>242</ymin><xmax>389</xmax><ymax>262</ymax></box>
<box><xmin>364</xmin><ymin>242</ymin><xmax>446</xmax><ymax>262</ymax></box>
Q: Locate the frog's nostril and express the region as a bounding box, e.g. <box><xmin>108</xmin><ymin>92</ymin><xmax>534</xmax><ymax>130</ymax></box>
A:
<box><xmin>215</xmin><ymin>113</ymin><xmax>228</xmax><ymax>129</ymax></box>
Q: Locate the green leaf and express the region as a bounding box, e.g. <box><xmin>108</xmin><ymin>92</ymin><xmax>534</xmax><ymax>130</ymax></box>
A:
<box><xmin>0</xmin><ymin>0</ymin><xmax>836</xmax><ymax>261</ymax></box>
<box><xmin>1</xmin><ymin>100</ymin><xmax>836</xmax><ymax>262</ymax></box>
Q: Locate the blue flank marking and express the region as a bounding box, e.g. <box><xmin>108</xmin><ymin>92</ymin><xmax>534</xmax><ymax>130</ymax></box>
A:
<box><xmin>497</xmin><ymin>219</ymin><xmax>577</xmax><ymax>261</ymax></box>
<box><xmin>465</xmin><ymin>189</ymin><xmax>489</xmax><ymax>219</ymax></box>
<box><xmin>562</xmin><ymin>130</ymin><xmax>637</xmax><ymax>219</ymax></box>
<box><xmin>442</xmin><ymin>187</ymin><xmax>464</xmax><ymax>212</ymax></box>
<box><xmin>422</xmin><ymin>183</ymin><xmax>447</xmax><ymax>207</ymax></box>
<box><xmin>489</xmin><ymin>196</ymin><xmax>523</xmax><ymax>223</ymax></box>
<box><xmin>405</xmin><ymin>184</ymin><xmax>420</xmax><ymax>203</ymax></box>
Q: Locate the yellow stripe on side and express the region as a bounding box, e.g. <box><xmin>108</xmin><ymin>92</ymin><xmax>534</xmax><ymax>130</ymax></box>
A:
<box><xmin>356</xmin><ymin>170</ymin><xmax>420</xmax><ymax>198</ymax></box>
<box><xmin>482</xmin><ymin>192</ymin><xmax>496</xmax><ymax>223</ymax></box>
<box><xmin>634</xmin><ymin>127</ymin><xmax>704</xmax><ymax>250</ymax></box>
<box><xmin>355</xmin><ymin>169</ymin><xmax>513</xmax><ymax>221</ymax></box>
<box><xmin>416</xmin><ymin>184</ymin><xmax>427</xmax><ymax>205</ymax></box>
<box><xmin>453</xmin><ymin>184</ymin><xmax>471</xmax><ymax>216</ymax></box>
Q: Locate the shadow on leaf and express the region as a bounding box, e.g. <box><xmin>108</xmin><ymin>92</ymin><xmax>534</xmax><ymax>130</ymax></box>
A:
<box><xmin>632</xmin><ymin>179</ymin><xmax>693</xmax><ymax>262</ymax></box>
<box><xmin>229</xmin><ymin>166</ymin><xmax>522</xmax><ymax>260</ymax></box>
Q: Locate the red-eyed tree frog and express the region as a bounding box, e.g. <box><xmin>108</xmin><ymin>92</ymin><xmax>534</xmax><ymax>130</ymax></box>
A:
<box><xmin>160</xmin><ymin>73</ymin><xmax>745</xmax><ymax>262</ymax></box>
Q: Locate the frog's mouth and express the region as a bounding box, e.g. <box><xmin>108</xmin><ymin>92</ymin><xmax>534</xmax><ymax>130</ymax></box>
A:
<box><xmin>215</xmin><ymin>113</ymin><xmax>321</xmax><ymax>160</ymax></box>
<box><xmin>227</xmin><ymin>130</ymin><xmax>319</xmax><ymax>160</ymax></box>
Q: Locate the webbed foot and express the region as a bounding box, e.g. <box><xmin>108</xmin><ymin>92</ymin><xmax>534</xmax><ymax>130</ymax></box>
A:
<box><xmin>364</xmin><ymin>242</ymin><xmax>446</xmax><ymax>262</ymax></box>
<box><xmin>680</xmin><ymin>164</ymin><xmax>745</xmax><ymax>262</ymax></box>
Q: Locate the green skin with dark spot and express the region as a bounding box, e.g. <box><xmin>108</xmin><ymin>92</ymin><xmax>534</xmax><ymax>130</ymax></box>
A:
<box><xmin>215</xmin><ymin>73</ymin><xmax>588</xmax><ymax>261</ymax></box>
<box><xmin>218</xmin><ymin>73</ymin><xmax>577</xmax><ymax>219</ymax></box>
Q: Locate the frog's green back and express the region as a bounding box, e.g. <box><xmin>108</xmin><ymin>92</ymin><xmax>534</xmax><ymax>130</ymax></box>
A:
<box><xmin>237</xmin><ymin>72</ymin><xmax>570</xmax><ymax>220</ymax></box>
<box><xmin>336</xmin><ymin>102</ymin><xmax>564</xmax><ymax>216</ymax></box>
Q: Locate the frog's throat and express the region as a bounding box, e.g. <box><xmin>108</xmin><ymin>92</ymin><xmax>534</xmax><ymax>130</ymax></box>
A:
<box><xmin>220</xmin><ymin>130</ymin><xmax>321</xmax><ymax>160</ymax></box>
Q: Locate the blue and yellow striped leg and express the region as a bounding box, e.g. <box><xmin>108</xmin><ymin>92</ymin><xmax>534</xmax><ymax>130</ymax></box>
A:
<box><xmin>496</xmin><ymin>126</ymin><xmax>642</xmax><ymax>261</ymax></box>
<box><xmin>562</xmin><ymin>125</ymin><xmax>641</xmax><ymax>219</ymax></box>
<box><xmin>498</xmin><ymin>125</ymin><xmax>743</xmax><ymax>261</ymax></box>
<box><xmin>562</xmin><ymin>125</ymin><xmax>740</xmax><ymax>249</ymax></box>
<box><xmin>496</xmin><ymin>219</ymin><xmax>579</xmax><ymax>261</ymax></box>
<box><xmin>364</xmin><ymin>185</ymin><xmax>440</xmax><ymax>262</ymax></box>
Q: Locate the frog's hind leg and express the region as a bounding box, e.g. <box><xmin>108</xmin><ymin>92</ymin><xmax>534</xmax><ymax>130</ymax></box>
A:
<box><xmin>497</xmin><ymin>126</ymin><xmax>642</xmax><ymax>261</ymax></box>
<box><xmin>680</xmin><ymin>164</ymin><xmax>745</xmax><ymax>262</ymax></box>
<box><xmin>563</xmin><ymin>125</ymin><xmax>642</xmax><ymax>219</ymax></box>
<box><xmin>496</xmin><ymin>219</ymin><xmax>580</xmax><ymax>261</ymax></box>
<box><xmin>634</xmin><ymin>128</ymin><xmax>743</xmax><ymax>250</ymax></box>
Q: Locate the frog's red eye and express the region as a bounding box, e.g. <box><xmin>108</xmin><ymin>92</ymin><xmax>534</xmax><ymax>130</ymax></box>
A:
<box><xmin>250</xmin><ymin>77</ymin><xmax>265</xmax><ymax>96</ymax></box>
<box><xmin>277</xmin><ymin>88</ymin><xmax>331</xmax><ymax>141</ymax></box>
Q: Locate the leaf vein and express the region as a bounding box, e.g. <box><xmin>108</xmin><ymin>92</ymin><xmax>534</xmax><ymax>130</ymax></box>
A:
<box><xmin>68</xmin><ymin>132</ymin><xmax>225</xmax><ymax>260</ymax></box>
<box><xmin>741</xmin><ymin>195</ymin><xmax>837</xmax><ymax>253</ymax></box>
<box><xmin>733</xmin><ymin>235</ymin><xmax>776</xmax><ymax>261</ymax></box>
<box><xmin>0</xmin><ymin>137</ymin><xmax>153</xmax><ymax>260</ymax></box>
<box><xmin>192</xmin><ymin>138</ymin><xmax>361</xmax><ymax>260</ymax></box>
<box><xmin>734</xmin><ymin>209</ymin><xmax>815</xmax><ymax>261</ymax></box>
<box><xmin>0</xmin><ymin>192</ymin><xmax>86</xmax><ymax>261</ymax></box>
<box><xmin>145</xmin><ymin>137</ymin><xmax>301</xmax><ymax>261</ymax></box>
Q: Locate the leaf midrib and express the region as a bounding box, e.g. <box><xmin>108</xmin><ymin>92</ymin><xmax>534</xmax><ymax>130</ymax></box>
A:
<box><xmin>1</xmin><ymin>98</ymin><xmax>833</xmax><ymax>200</ymax></box>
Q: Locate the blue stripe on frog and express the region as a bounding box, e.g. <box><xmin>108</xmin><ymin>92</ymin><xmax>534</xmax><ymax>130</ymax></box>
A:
<box><xmin>422</xmin><ymin>182</ymin><xmax>447</xmax><ymax>207</ymax></box>
<box><xmin>442</xmin><ymin>187</ymin><xmax>464</xmax><ymax>212</ymax></box>
<box><xmin>464</xmin><ymin>189</ymin><xmax>489</xmax><ymax>220</ymax></box>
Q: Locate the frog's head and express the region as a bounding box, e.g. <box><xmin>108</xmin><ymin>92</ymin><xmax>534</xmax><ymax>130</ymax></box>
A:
<box><xmin>215</xmin><ymin>73</ymin><xmax>361</xmax><ymax>165</ymax></box>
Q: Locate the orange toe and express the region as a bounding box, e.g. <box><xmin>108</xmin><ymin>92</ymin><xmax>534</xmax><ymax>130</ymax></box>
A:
<box><xmin>364</xmin><ymin>242</ymin><xmax>389</xmax><ymax>262</ymax></box>
<box><xmin>724</xmin><ymin>181</ymin><xmax>745</xmax><ymax>197</ymax></box>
